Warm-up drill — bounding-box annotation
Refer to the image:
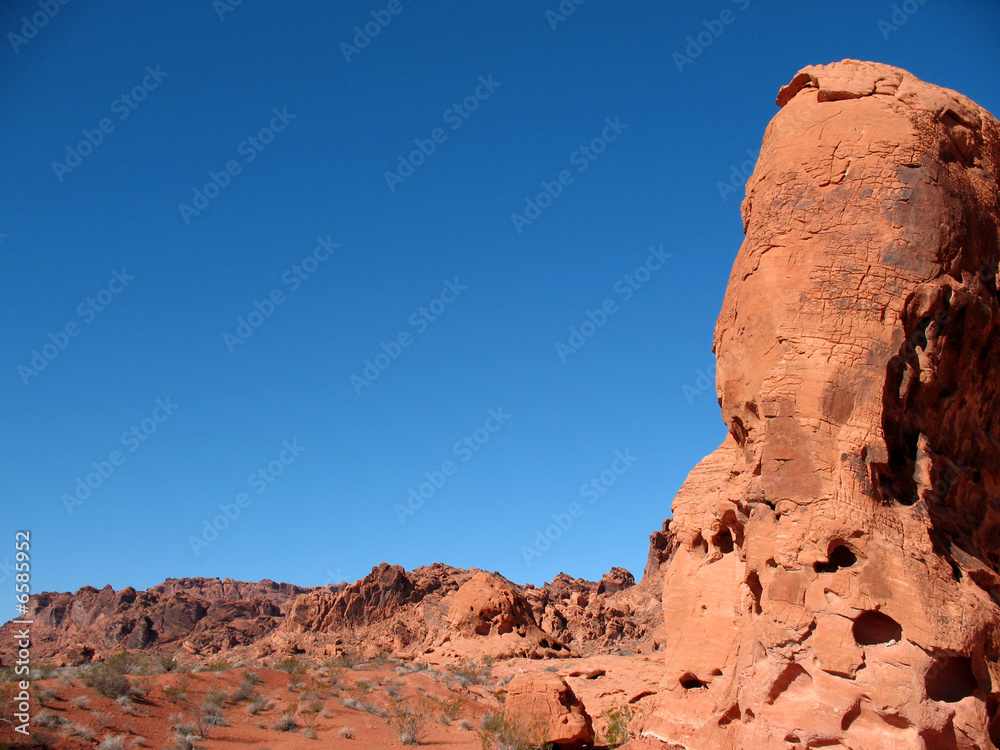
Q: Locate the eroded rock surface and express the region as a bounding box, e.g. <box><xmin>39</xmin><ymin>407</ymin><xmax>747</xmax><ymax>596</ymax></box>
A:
<box><xmin>506</xmin><ymin>671</ymin><xmax>595</xmax><ymax>748</ymax></box>
<box><xmin>641</xmin><ymin>60</ymin><xmax>1000</xmax><ymax>749</ymax></box>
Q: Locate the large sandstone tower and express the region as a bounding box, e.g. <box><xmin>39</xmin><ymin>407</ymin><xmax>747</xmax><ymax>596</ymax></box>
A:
<box><xmin>643</xmin><ymin>61</ymin><xmax>1000</xmax><ymax>749</ymax></box>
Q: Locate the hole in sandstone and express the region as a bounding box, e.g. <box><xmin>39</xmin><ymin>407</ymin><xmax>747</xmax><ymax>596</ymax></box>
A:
<box><xmin>853</xmin><ymin>611</ymin><xmax>902</xmax><ymax>646</ymax></box>
<box><xmin>679</xmin><ymin>673</ymin><xmax>707</xmax><ymax>690</ymax></box>
<box><xmin>814</xmin><ymin>544</ymin><xmax>858</xmax><ymax>573</ymax></box>
<box><xmin>988</xmin><ymin>694</ymin><xmax>1000</xmax><ymax>746</ymax></box>
<box><xmin>539</xmin><ymin>638</ymin><xmax>549</xmax><ymax>648</ymax></box>
<box><xmin>950</xmin><ymin>560</ymin><xmax>963</xmax><ymax>581</ymax></box>
<box><xmin>730</xmin><ymin>416</ymin><xmax>748</xmax><ymax>446</ymax></box>
<box><xmin>926</xmin><ymin>656</ymin><xmax>978</xmax><ymax>703</ymax></box>
<box><xmin>628</xmin><ymin>690</ymin><xmax>655</xmax><ymax>703</ymax></box>
<box><xmin>718</xmin><ymin>703</ymin><xmax>740</xmax><ymax>726</ymax></box>
<box><xmin>746</xmin><ymin>571</ymin><xmax>763</xmax><ymax>614</ymax></box>
<box><xmin>717</xmin><ymin>530</ymin><xmax>734</xmax><ymax>554</ymax></box>
<box><xmin>914</xmin><ymin>316</ymin><xmax>933</xmax><ymax>350</ymax></box>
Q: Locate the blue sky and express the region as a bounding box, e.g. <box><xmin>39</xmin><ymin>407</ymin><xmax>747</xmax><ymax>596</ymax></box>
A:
<box><xmin>2</xmin><ymin>0</ymin><xmax>999</xmax><ymax>606</ymax></box>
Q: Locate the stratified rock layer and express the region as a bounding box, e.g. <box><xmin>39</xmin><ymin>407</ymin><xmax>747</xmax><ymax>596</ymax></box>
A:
<box><xmin>642</xmin><ymin>60</ymin><xmax>1000</xmax><ymax>749</ymax></box>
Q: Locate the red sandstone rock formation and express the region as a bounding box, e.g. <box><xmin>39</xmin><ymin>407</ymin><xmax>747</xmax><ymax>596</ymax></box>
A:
<box><xmin>2</xmin><ymin>556</ymin><xmax>666</xmax><ymax>666</ymax></box>
<box><xmin>505</xmin><ymin>671</ymin><xmax>595</xmax><ymax>748</ymax></box>
<box><xmin>639</xmin><ymin>60</ymin><xmax>1000</xmax><ymax>749</ymax></box>
<box><xmin>276</xmin><ymin>563</ymin><xmax>660</xmax><ymax>660</ymax></box>
<box><xmin>0</xmin><ymin>578</ymin><xmax>309</xmax><ymax>663</ymax></box>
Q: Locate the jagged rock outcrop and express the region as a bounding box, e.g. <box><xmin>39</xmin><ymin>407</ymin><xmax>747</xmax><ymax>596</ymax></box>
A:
<box><xmin>639</xmin><ymin>60</ymin><xmax>1000</xmax><ymax>749</ymax></box>
<box><xmin>277</xmin><ymin>563</ymin><xmax>662</xmax><ymax>659</ymax></box>
<box><xmin>0</xmin><ymin>578</ymin><xmax>310</xmax><ymax>663</ymax></box>
<box><xmin>2</xmin><ymin>559</ymin><xmax>668</xmax><ymax>666</ymax></box>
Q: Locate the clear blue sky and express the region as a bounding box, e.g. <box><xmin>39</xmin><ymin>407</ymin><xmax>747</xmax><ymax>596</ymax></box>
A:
<box><xmin>2</xmin><ymin>0</ymin><xmax>999</xmax><ymax>606</ymax></box>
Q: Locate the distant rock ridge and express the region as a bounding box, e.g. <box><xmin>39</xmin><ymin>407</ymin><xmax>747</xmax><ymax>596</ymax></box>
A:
<box><xmin>1</xmin><ymin>553</ymin><xmax>668</xmax><ymax>664</ymax></box>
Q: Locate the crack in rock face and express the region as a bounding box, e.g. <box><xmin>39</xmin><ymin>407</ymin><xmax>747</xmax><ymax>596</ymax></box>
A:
<box><xmin>643</xmin><ymin>60</ymin><xmax>1000</xmax><ymax>750</ymax></box>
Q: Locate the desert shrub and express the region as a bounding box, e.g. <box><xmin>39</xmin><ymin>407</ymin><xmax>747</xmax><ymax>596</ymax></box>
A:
<box><xmin>363</xmin><ymin>701</ymin><xmax>389</xmax><ymax>718</ymax></box>
<box><xmin>450</xmin><ymin>657</ymin><xmax>494</xmax><ymax>686</ymax></box>
<box><xmin>349</xmin><ymin>678</ymin><xmax>374</xmax><ymax>700</ymax></box>
<box><xmin>98</xmin><ymin>734</ymin><xmax>127</xmax><ymax>750</ymax></box>
<box><xmin>326</xmin><ymin>652</ymin><xmax>357</xmax><ymax>669</ymax></box>
<box><xmin>458</xmin><ymin>719</ymin><xmax>473</xmax><ymax>731</ymax></box>
<box><xmin>202</xmin><ymin>712</ymin><xmax>227</xmax><ymax>728</ymax></box>
<box><xmin>229</xmin><ymin>679</ymin><xmax>258</xmax><ymax>703</ymax></box>
<box><xmin>35</xmin><ymin>687</ymin><xmax>59</xmax><ymax>705</ymax></box>
<box><xmin>326</xmin><ymin>666</ymin><xmax>345</xmax><ymax>688</ymax></box>
<box><xmin>601</xmin><ymin>703</ymin><xmax>636</xmax><ymax>748</ymax></box>
<box><xmin>387</xmin><ymin>693</ymin><xmax>435</xmax><ymax>745</ymax></box>
<box><xmin>242</xmin><ymin>670</ymin><xmax>262</xmax><ymax>685</ymax></box>
<box><xmin>34</xmin><ymin>709</ymin><xmax>68</xmax><ymax>729</ymax></box>
<box><xmin>31</xmin><ymin>665</ymin><xmax>58</xmax><ymax>680</ymax></box>
<box><xmin>71</xmin><ymin>694</ymin><xmax>91</xmax><ymax>709</ymax></box>
<box><xmin>272</xmin><ymin>713</ymin><xmax>298</xmax><ymax>732</ymax></box>
<box><xmin>477</xmin><ymin>711</ymin><xmax>546</xmax><ymax>750</ymax></box>
<box><xmin>102</xmin><ymin>652</ymin><xmax>150</xmax><ymax>676</ymax></box>
<box><xmin>171</xmin><ymin>730</ymin><xmax>200</xmax><ymax>750</ymax></box>
<box><xmin>154</xmin><ymin>654</ymin><xmax>178</xmax><ymax>673</ymax></box>
<box><xmin>247</xmin><ymin>695</ymin><xmax>271</xmax><ymax>715</ymax></box>
<box><xmin>302</xmin><ymin>727</ymin><xmax>317</xmax><ymax>739</ymax></box>
<box><xmin>203</xmin><ymin>688</ymin><xmax>227</xmax><ymax>711</ymax></box>
<box><xmin>161</xmin><ymin>674</ymin><xmax>192</xmax><ymax>702</ymax></box>
<box><xmin>81</xmin><ymin>664</ymin><xmax>132</xmax><ymax>699</ymax></box>
<box><xmin>204</xmin><ymin>659</ymin><xmax>232</xmax><ymax>672</ymax></box>
<box><xmin>338</xmin><ymin>726</ymin><xmax>355</xmax><ymax>739</ymax></box>
<box><xmin>275</xmin><ymin>657</ymin><xmax>306</xmax><ymax>675</ymax></box>
<box><xmin>68</xmin><ymin>723</ymin><xmax>96</xmax><ymax>741</ymax></box>
<box><xmin>91</xmin><ymin>709</ymin><xmax>113</xmax><ymax>727</ymax></box>
<box><xmin>385</xmin><ymin>682</ymin><xmax>404</xmax><ymax>702</ymax></box>
<box><xmin>440</xmin><ymin>696</ymin><xmax>466</xmax><ymax>723</ymax></box>
<box><xmin>340</xmin><ymin>697</ymin><xmax>361</xmax><ymax>710</ymax></box>
<box><xmin>299</xmin><ymin>699</ymin><xmax>323</xmax><ymax>729</ymax></box>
